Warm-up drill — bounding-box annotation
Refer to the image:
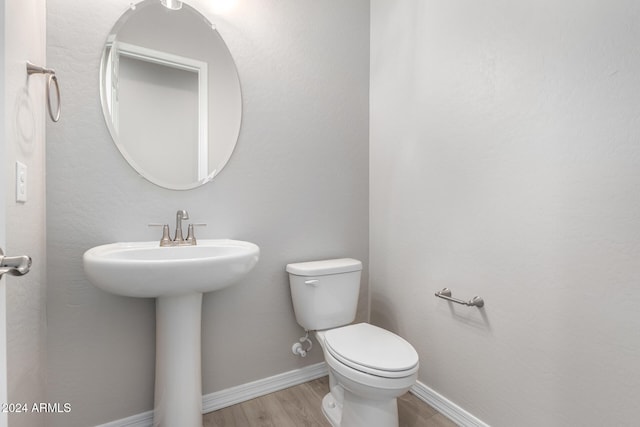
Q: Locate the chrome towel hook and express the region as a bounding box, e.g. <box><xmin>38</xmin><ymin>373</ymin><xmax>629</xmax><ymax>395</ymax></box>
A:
<box><xmin>26</xmin><ymin>61</ymin><xmax>61</xmax><ymax>122</ymax></box>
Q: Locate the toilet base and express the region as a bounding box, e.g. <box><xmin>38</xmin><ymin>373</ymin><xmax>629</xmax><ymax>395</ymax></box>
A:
<box><xmin>322</xmin><ymin>393</ymin><xmax>341</xmax><ymax>427</ymax></box>
<box><xmin>321</xmin><ymin>390</ymin><xmax>399</xmax><ymax>427</ymax></box>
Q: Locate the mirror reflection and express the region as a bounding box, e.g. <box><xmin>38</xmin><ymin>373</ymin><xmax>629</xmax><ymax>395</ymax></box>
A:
<box><xmin>100</xmin><ymin>0</ymin><xmax>242</xmax><ymax>190</ymax></box>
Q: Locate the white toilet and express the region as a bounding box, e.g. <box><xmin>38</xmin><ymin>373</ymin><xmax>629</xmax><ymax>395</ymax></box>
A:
<box><xmin>287</xmin><ymin>258</ymin><xmax>419</xmax><ymax>427</ymax></box>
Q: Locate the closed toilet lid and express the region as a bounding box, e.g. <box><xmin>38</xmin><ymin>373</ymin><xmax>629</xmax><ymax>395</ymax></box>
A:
<box><xmin>324</xmin><ymin>323</ymin><xmax>419</xmax><ymax>378</ymax></box>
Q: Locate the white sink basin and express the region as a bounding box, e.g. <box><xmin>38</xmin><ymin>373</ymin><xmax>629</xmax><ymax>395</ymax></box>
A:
<box><xmin>83</xmin><ymin>239</ymin><xmax>260</xmax><ymax>297</ymax></box>
<box><xmin>82</xmin><ymin>238</ymin><xmax>260</xmax><ymax>426</ymax></box>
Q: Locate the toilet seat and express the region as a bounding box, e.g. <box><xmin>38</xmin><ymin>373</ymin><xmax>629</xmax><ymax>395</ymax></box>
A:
<box><xmin>323</xmin><ymin>323</ymin><xmax>419</xmax><ymax>378</ymax></box>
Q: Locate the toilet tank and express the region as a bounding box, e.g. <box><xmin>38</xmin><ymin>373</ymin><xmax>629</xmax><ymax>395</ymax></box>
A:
<box><xmin>286</xmin><ymin>258</ymin><xmax>362</xmax><ymax>331</ymax></box>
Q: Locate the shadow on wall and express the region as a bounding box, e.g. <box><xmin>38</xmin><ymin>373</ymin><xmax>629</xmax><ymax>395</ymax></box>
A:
<box><xmin>446</xmin><ymin>304</ymin><xmax>493</xmax><ymax>333</ymax></box>
<box><xmin>436</xmin><ymin>292</ymin><xmax>493</xmax><ymax>334</ymax></box>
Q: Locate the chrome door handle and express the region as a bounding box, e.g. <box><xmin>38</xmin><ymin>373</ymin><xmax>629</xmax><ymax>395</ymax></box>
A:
<box><xmin>0</xmin><ymin>248</ymin><xmax>32</xmax><ymax>278</ymax></box>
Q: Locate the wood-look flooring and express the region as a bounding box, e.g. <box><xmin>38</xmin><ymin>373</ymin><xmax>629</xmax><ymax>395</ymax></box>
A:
<box><xmin>204</xmin><ymin>376</ymin><xmax>458</xmax><ymax>427</ymax></box>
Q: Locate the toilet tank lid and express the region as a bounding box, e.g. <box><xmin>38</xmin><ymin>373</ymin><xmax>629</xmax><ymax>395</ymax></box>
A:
<box><xmin>286</xmin><ymin>258</ymin><xmax>362</xmax><ymax>276</ymax></box>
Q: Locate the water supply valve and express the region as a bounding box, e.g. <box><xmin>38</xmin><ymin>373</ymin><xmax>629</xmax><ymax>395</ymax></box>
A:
<box><xmin>291</xmin><ymin>331</ymin><xmax>313</xmax><ymax>357</ymax></box>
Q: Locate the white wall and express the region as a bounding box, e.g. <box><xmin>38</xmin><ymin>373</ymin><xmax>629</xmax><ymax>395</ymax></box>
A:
<box><xmin>46</xmin><ymin>1</ymin><xmax>369</xmax><ymax>426</ymax></box>
<box><xmin>370</xmin><ymin>1</ymin><xmax>640</xmax><ymax>426</ymax></box>
<box><xmin>118</xmin><ymin>57</ymin><xmax>200</xmax><ymax>185</ymax></box>
<box><xmin>3</xmin><ymin>0</ymin><xmax>47</xmax><ymax>426</ymax></box>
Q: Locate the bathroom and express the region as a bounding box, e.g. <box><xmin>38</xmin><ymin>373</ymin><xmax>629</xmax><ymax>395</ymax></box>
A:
<box><xmin>2</xmin><ymin>0</ymin><xmax>640</xmax><ymax>426</ymax></box>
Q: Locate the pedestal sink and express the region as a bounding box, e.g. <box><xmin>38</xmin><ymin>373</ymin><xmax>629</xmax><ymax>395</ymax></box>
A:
<box><xmin>83</xmin><ymin>239</ymin><xmax>260</xmax><ymax>427</ymax></box>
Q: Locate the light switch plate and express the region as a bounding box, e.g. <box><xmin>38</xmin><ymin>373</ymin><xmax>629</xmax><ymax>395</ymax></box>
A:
<box><xmin>16</xmin><ymin>161</ymin><xmax>27</xmax><ymax>203</ymax></box>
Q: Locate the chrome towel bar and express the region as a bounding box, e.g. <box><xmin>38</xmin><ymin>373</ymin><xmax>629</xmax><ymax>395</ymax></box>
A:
<box><xmin>435</xmin><ymin>288</ymin><xmax>484</xmax><ymax>308</ymax></box>
<box><xmin>26</xmin><ymin>61</ymin><xmax>61</xmax><ymax>122</ymax></box>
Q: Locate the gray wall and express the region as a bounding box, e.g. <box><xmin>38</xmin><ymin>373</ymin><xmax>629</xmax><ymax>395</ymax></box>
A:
<box><xmin>46</xmin><ymin>1</ymin><xmax>369</xmax><ymax>426</ymax></box>
<box><xmin>370</xmin><ymin>1</ymin><xmax>640</xmax><ymax>426</ymax></box>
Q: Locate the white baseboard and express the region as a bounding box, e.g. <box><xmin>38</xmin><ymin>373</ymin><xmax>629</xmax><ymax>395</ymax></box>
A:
<box><xmin>95</xmin><ymin>362</ymin><xmax>328</xmax><ymax>427</ymax></box>
<box><xmin>202</xmin><ymin>361</ymin><xmax>328</xmax><ymax>412</ymax></box>
<box><xmin>95</xmin><ymin>410</ymin><xmax>154</xmax><ymax>427</ymax></box>
<box><xmin>410</xmin><ymin>380</ymin><xmax>490</xmax><ymax>427</ymax></box>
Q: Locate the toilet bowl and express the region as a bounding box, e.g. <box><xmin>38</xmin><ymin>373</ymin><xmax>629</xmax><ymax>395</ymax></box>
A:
<box><xmin>286</xmin><ymin>259</ymin><xmax>419</xmax><ymax>427</ymax></box>
<box><xmin>316</xmin><ymin>323</ymin><xmax>419</xmax><ymax>427</ymax></box>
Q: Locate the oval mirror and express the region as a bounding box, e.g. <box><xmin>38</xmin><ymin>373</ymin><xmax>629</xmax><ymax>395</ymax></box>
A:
<box><xmin>99</xmin><ymin>0</ymin><xmax>242</xmax><ymax>190</ymax></box>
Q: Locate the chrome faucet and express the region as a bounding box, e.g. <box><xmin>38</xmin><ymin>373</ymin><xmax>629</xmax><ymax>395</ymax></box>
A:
<box><xmin>149</xmin><ymin>210</ymin><xmax>206</xmax><ymax>247</ymax></box>
<box><xmin>174</xmin><ymin>210</ymin><xmax>189</xmax><ymax>243</ymax></box>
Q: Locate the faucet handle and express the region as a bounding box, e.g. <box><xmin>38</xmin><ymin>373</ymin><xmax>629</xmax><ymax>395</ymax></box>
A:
<box><xmin>148</xmin><ymin>223</ymin><xmax>172</xmax><ymax>246</ymax></box>
<box><xmin>185</xmin><ymin>223</ymin><xmax>207</xmax><ymax>245</ymax></box>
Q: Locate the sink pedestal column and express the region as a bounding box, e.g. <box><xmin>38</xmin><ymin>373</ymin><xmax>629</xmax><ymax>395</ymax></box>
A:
<box><xmin>154</xmin><ymin>292</ymin><xmax>203</xmax><ymax>427</ymax></box>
